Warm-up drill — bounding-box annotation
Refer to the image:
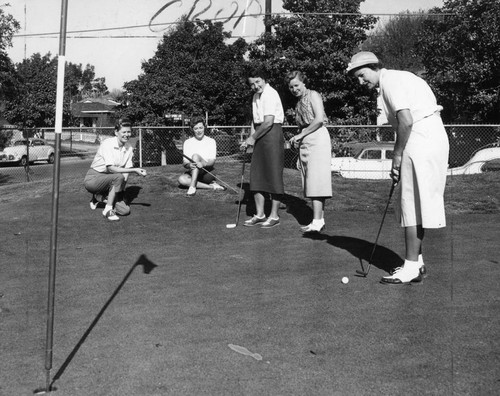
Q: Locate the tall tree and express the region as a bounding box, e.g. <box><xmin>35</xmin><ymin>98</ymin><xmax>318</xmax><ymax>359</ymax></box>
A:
<box><xmin>0</xmin><ymin>6</ymin><xmax>20</xmax><ymax>104</ymax></box>
<box><xmin>121</xmin><ymin>17</ymin><xmax>249</xmax><ymax>125</ymax></box>
<box><xmin>362</xmin><ymin>11</ymin><xmax>430</xmax><ymax>74</ymax></box>
<box><xmin>248</xmin><ymin>0</ymin><xmax>377</xmax><ymax>124</ymax></box>
<box><xmin>417</xmin><ymin>0</ymin><xmax>500</xmax><ymax>123</ymax></box>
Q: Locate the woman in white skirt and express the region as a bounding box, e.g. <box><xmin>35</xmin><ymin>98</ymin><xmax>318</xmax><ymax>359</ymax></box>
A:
<box><xmin>347</xmin><ymin>52</ymin><xmax>449</xmax><ymax>285</ymax></box>
<box><xmin>286</xmin><ymin>71</ymin><xmax>332</xmax><ymax>233</ymax></box>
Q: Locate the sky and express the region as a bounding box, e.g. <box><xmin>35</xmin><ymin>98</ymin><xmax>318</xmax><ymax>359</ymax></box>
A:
<box><xmin>6</xmin><ymin>0</ymin><xmax>443</xmax><ymax>92</ymax></box>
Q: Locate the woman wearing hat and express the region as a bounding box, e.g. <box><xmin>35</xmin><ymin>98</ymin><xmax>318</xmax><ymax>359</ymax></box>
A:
<box><xmin>347</xmin><ymin>52</ymin><xmax>449</xmax><ymax>285</ymax></box>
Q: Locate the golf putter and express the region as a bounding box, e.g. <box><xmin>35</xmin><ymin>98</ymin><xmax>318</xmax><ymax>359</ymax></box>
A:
<box><xmin>356</xmin><ymin>180</ymin><xmax>397</xmax><ymax>277</ymax></box>
<box><xmin>226</xmin><ymin>147</ymin><xmax>248</xmax><ymax>229</ymax></box>
<box><xmin>181</xmin><ymin>152</ymin><xmax>239</xmax><ymax>193</ymax></box>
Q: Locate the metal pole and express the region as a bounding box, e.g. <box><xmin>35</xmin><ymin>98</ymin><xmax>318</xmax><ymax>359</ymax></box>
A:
<box><xmin>43</xmin><ymin>0</ymin><xmax>68</xmax><ymax>392</ymax></box>
<box><xmin>265</xmin><ymin>0</ymin><xmax>272</xmax><ymax>34</ymax></box>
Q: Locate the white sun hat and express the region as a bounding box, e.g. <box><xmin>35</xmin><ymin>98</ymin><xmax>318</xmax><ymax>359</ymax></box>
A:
<box><xmin>346</xmin><ymin>51</ymin><xmax>379</xmax><ymax>73</ymax></box>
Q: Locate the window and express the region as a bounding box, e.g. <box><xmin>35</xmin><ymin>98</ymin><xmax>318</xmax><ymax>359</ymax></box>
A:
<box><xmin>360</xmin><ymin>149</ymin><xmax>382</xmax><ymax>160</ymax></box>
<box><xmin>385</xmin><ymin>150</ymin><xmax>394</xmax><ymax>159</ymax></box>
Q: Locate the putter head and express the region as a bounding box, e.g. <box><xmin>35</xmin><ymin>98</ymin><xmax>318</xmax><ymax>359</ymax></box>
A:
<box><xmin>355</xmin><ymin>269</ymin><xmax>368</xmax><ymax>277</ymax></box>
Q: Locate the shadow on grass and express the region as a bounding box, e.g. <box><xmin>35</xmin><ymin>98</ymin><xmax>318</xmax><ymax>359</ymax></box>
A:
<box><xmin>303</xmin><ymin>233</ymin><xmax>403</xmax><ymax>273</ymax></box>
<box><xmin>125</xmin><ymin>186</ymin><xmax>151</xmax><ymax>207</ymax></box>
<box><xmin>237</xmin><ymin>183</ymin><xmax>313</xmax><ymax>224</ymax></box>
<box><xmin>49</xmin><ymin>254</ymin><xmax>157</xmax><ymax>390</ymax></box>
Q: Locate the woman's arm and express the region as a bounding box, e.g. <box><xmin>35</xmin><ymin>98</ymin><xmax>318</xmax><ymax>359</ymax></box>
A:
<box><xmin>106</xmin><ymin>165</ymin><xmax>146</xmax><ymax>176</ymax></box>
<box><xmin>391</xmin><ymin>108</ymin><xmax>413</xmax><ymax>182</ymax></box>
<box><xmin>252</xmin><ymin>115</ymin><xmax>275</xmax><ymax>140</ymax></box>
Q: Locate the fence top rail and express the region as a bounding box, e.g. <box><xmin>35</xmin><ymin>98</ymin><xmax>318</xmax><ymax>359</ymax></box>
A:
<box><xmin>34</xmin><ymin>124</ymin><xmax>500</xmax><ymax>131</ymax></box>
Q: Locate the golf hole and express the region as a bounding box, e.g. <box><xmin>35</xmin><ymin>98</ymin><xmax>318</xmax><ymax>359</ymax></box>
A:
<box><xmin>226</xmin><ymin>224</ymin><xmax>236</xmax><ymax>229</ymax></box>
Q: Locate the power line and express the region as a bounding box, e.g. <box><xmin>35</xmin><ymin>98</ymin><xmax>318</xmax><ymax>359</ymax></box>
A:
<box><xmin>12</xmin><ymin>11</ymin><xmax>455</xmax><ymax>39</ymax></box>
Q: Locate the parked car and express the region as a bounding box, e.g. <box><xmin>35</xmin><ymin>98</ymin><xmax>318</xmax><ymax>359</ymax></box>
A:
<box><xmin>0</xmin><ymin>138</ymin><xmax>55</xmax><ymax>166</ymax></box>
<box><xmin>447</xmin><ymin>143</ymin><xmax>500</xmax><ymax>175</ymax></box>
<box><xmin>331</xmin><ymin>142</ymin><xmax>395</xmax><ymax>179</ymax></box>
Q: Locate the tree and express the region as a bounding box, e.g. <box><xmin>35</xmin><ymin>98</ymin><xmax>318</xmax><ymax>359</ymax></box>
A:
<box><xmin>0</xmin><ymin>6</ymin><xmax>20</xmax><ymax>103</ymax></box>
<box><xmin>121</xmin><ymin>17</ymin><xmax>249</xmax><ymax>126</ymax></box>
<box><xmin>361</xmin><ymin>11</ymin><xmax>430</xmax><ymax>74</ymax></box>
<box><xmin>5</xmin><ymin>53</ymin><xmax>106</xmax><ymax>127</ymax></box>
<box><xmin>417</xmin><ymin>0</ymin><xmax>500</xmax><ymax>123</ymax></box>
<box><xmin>248</xmin><ymin>0</ymin><xmax>377</xmax><ymax>124</ymax></box>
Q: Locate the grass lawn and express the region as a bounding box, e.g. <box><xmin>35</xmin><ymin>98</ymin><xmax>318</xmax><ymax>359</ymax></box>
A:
<box><xmin>0</xmin><ymin>163</ymin><xmax>499</xmax><ymax>395</ymax></box>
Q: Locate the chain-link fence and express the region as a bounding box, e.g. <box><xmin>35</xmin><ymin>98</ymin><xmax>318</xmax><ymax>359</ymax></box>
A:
<box><xmin>1</xmin><ymin>124</ymin><xmax>499</xmax><ymax>184</ymax></box>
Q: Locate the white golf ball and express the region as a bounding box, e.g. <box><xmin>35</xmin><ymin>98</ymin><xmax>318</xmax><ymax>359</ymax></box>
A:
<box><xmin>341</xmin><ymin>276</ymin><xmax>349</xmax><ymax>284</ymax></box>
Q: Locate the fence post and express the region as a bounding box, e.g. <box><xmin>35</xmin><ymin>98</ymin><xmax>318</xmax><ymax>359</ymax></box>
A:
<box><xmin>138</xmin><ymin>128</ymin><xmax>143</xmax><ymax>167</ymax></box>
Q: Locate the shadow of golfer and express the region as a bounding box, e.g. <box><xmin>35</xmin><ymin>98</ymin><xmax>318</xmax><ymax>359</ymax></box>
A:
<box><xmin>302</xmin><ymin>233</ymin><xmax>403</xmax><ymax>273</ymax></box>
<box><xmin>124</xmin><ymin>186</ymin><xmax>151</xmax><ymax>207</ymax></box>
<box><xmin>281</xmin><ymin>194</ymin><xmax>313</xmax><ymax>226</ymax></box>
<box><xmin>50</xmin><ymin>254</ymin><xmax>157</xmax><ymax>388</ymax></box>
<box><xmin>240</xmin><ymin>188</ymin><xmax>312</xmax><ymax>223</ymax></box>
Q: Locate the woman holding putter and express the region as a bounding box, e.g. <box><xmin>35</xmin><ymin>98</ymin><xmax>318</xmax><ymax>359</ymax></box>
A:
<box><xmin>347</xmin><ymin>51</ymin><xmax>449</xmax><ymax>285</ymax></box>
<box><xmin>286</xmin><ymin>71</ymin><xmax>332</xmax><ymax>233</ymax></box>
<box><xmin>178</xmin><ymin>117</ymin><xmax>225</xmax><ymax>196</ymax></box>
<box><xmin>241</xmin><ymin>68</ymin><xmax>285</xmax><ymax>229</ymax></box>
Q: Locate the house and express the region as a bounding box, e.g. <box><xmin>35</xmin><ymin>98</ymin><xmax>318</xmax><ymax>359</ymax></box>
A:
<box><xmin>71</xmin><ymin>97</ymin><xmax>120</xmax><ymax>128</ymax></box>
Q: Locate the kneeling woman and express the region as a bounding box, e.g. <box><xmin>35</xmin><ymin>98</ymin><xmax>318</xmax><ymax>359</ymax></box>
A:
<box><xmin>178</xmin><ymin>117</ymin><xmax>225</xmax><ymax>196</ymax></box>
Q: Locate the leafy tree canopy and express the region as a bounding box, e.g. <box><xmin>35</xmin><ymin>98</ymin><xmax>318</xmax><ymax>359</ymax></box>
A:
<box><xmin>362</xmin><ymin>11</ymin><xmax>430</xmax><ymax>74</ymax></box>
<box><xmin>5</xmin><ymin>53</ymin><xmax>107</xmax><ymax>127</ymax></box>
<box><xmin>0</xmin><ymin>6</ymin><xmax>20</xmax><ymax>102</ymax></box>
<box><xmin>248</xmin><ymin>0</ymin><xmax>378</xmax><ymax>124</ymax></box>
<box><xmin>417</xmin><ymin>0</ymin><xmax>500</xmax><ymax>122</ymax></box>
<box><xmin>121</xmin><ymin>17</ymin><xmax>249</xmax><ymax>126</ymax></box>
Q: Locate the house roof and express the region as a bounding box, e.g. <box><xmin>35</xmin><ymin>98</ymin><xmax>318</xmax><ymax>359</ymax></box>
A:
<box><xmin>71</xmin><ymin>98</ymin><xmax>120</xmax><ymax>117</ymax></box>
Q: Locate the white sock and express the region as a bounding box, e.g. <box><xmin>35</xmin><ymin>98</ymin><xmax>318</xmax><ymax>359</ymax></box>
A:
<box><xmin>418</xmin><ymin>254</ymin><xmax>424</xmax><ymax>267</ymax></box>
<box><xmin>403</xmin><ymin>259</ymin><xmax>420</xmax><ymax>272</ymax></box>
<box><xmin>312</xmin><ymin>218</ymin><xmax>325</xmax><ymax>226</ymax></box>
<box><xmin>103</xmin><ymin>204</ymin><xmax>113</xmax><ymax>214</ymax></box>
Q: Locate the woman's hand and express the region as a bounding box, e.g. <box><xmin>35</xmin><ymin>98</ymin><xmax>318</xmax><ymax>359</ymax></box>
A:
<box><xmin>136</xmin><ymin>168</ymin><xmax>147</xmax><ymax>177</ymax></box>
<box><xmin>289</xmin><ymin>134</ymin><xmax>303</xmax><ymax>149</ymax></box>
<box><xmin>240</xmin><ymin>136</ymin><xmax>256</xmax><ymax>150</ymax></box>
<box><xmin>390</xmin><ymin>155</ymin><xmax>402</xmax><ymax>183</ymax></box>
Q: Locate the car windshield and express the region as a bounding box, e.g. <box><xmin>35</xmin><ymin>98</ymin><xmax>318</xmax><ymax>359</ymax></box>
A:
<box><xmin>13</xmin><ymin>140</ymin><xmax>28</xmax><ymax>146</ymax></box>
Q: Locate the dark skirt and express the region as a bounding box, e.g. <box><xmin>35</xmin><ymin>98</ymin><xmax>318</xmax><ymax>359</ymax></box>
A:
<box><xmin>249</xmin><ymin>123</ymin><xmax>284</xmax><ymax>194</ymax></box>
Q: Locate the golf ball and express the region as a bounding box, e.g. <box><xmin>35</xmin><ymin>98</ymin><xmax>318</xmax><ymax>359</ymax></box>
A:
<box><xmin>341</xmin><ymin>276</ymin><xmax>349</xmax><ymax>284</ymax></box>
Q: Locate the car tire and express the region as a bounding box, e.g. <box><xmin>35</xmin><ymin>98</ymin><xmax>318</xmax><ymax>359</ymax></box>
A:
<box><xmin>48</xmin><ymin>153</ymin><xmax>55</xmax><ymax>164</ymax></box>
<box><xmin>20</xmin><ymin>156</ymin><xmax>28</xmax><ymax>167</ymax></box>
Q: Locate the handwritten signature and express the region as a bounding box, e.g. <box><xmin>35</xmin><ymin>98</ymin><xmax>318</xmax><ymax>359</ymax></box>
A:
<box><xmin>149</xmin><ymin>0</ymin><xmax>264</xmax><ymax>32</ymax></box>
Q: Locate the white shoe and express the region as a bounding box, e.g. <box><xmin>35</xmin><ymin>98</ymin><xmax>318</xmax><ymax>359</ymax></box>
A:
<box><xmin>381</xmin><ymin>263</ymin><xmax>421</xmax><ymax>285</ymax></box>
<box><xmin>301</xmin><ymin>219</ymin><xmax>325</xmax><ymax>233</ymax></box>
<box><xmin>186</xmin><ymin>186</ymin><xmax>196</xmax><ymax>196</ymax></box>
<box><xmin>211</xmin><ymin>182</ymin><xmax>226</xmax><ymax>191</ymax></box>
<box><xmin>90</xmin><ymin>195</ymin><xmax>98</xmax><ymax>210</ymax></box>
<box><xmin>102</xmin><ymin>209</ymin><xmax>119</xmax><ymax>221</ymax></box>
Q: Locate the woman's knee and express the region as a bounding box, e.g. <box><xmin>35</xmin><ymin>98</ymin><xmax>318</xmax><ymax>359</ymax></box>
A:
<box><xmin>178</xmin><ymin>174</ymin><xmax>191</xmax><ymax>186</ymax></box>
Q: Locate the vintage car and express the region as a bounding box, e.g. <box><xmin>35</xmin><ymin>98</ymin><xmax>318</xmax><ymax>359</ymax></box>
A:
<box><xmin>331</xmin><ymin>142</ymin><xmax>395</xmax><ymax>179</ymax></box>
<box><xmin>447</xmin><ymin>143</ymin><xmax>500</xmax><ymax>175</ymax></box>
<box><xmin>0</xmin><ymin>138</ymin><xmax>55</xmax><ymax>166</ymax></box>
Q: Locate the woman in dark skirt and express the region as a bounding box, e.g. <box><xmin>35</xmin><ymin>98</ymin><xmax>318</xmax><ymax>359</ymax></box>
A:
<box><xmin>241</xmin><ymin>68</ymin><xmax>285</xmax><ymax>229</ymax></box>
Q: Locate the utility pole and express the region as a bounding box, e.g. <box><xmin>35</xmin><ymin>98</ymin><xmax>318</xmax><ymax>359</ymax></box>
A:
<box><xmin>265</xmin><ymin>0</ymin><xmax>272</xmax><ymax>34</ymax></box>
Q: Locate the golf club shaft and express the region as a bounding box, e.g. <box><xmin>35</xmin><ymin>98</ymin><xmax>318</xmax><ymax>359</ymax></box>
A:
<box><xmin>234</xmin><ymin>149</ymin><xmax>247</xmax><ymax>226</ymax></box>
<box><xmin>181</xmin><ymin>153</ymin><xmax>239</xmax><ymax>193</ymax></box>
<box><xmin>360</xmin><ymin>181</ymin><xmax>397</xmax><ymax>276</ymax></box>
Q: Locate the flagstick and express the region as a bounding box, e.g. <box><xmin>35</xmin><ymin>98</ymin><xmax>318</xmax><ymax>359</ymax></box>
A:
<box><xmin>40</xmin><ymin>0</ymin><xmax>68</xmax><ymax>393</ymax></box>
